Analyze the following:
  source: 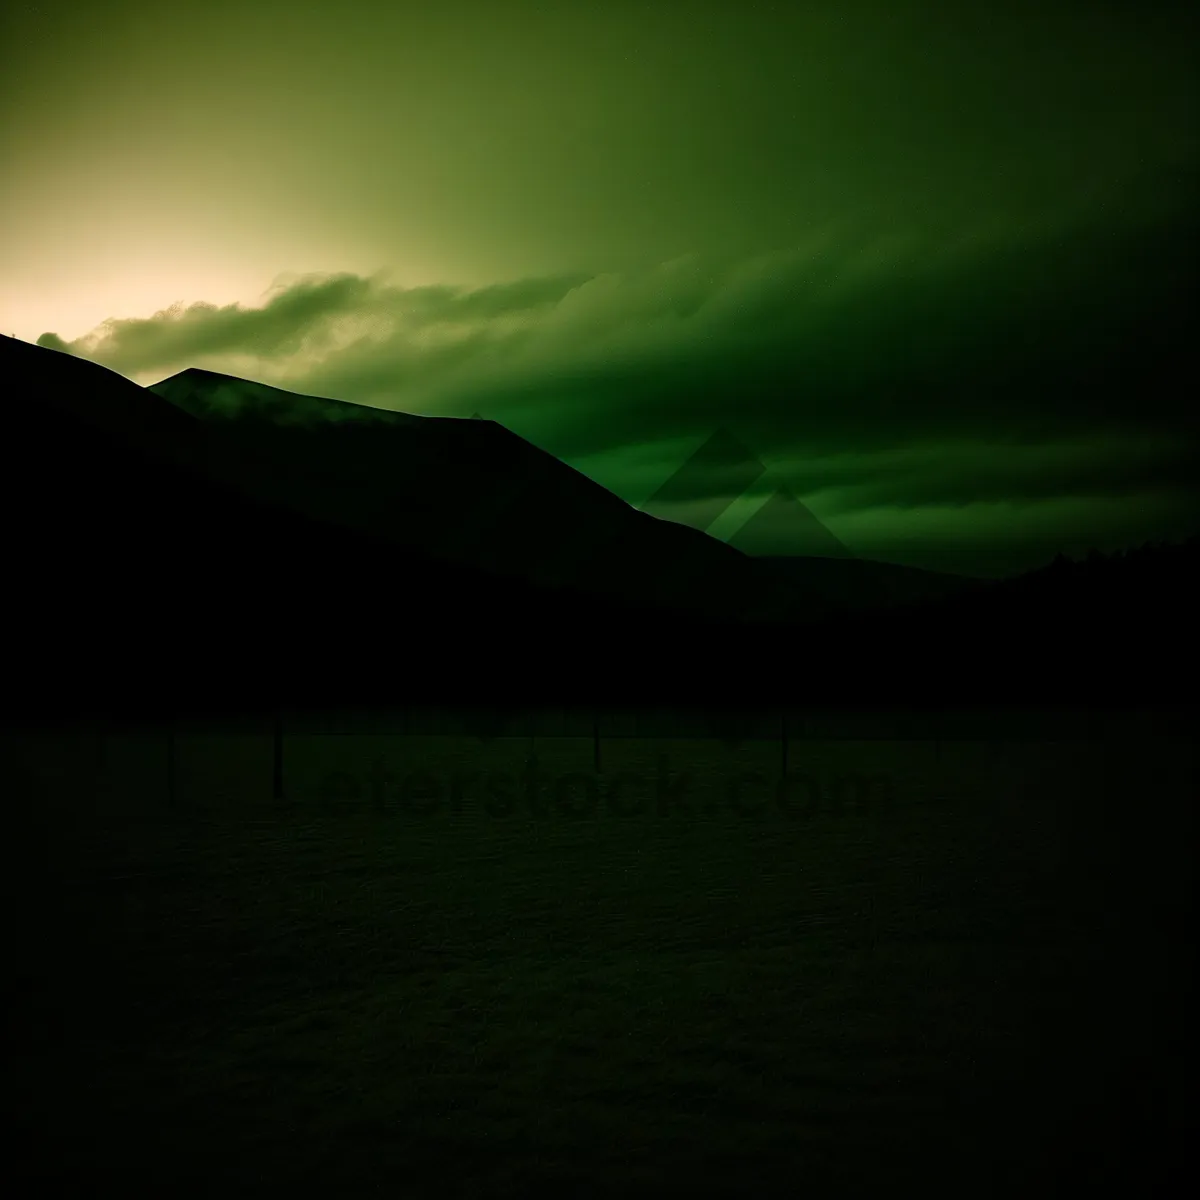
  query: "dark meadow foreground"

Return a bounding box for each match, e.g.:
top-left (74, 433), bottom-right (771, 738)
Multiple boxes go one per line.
top-left (7, 708), bottom-right (1194, 1197)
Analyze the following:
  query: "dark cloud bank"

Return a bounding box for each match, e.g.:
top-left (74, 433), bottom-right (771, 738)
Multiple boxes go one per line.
top-left (39, 203), bottom-right (1198, 578)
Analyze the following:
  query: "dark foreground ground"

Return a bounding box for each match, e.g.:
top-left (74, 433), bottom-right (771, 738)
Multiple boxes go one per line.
top-left (7, 721), bottom-right (1196, 1197)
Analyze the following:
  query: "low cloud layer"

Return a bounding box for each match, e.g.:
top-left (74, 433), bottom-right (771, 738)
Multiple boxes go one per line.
top-left (37, 205), bottom-right (1198, 577)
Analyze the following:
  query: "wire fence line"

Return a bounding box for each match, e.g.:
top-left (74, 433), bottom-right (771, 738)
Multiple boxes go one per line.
top-left (32, 703), bottom-right (1185, 742)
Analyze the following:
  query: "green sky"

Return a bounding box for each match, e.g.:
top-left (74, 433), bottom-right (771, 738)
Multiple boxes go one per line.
top-left (4, 0), bottom-right (1196, 575)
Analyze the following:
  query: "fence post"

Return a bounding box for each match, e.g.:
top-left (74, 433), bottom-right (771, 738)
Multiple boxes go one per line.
top-left (780, 709), bottom-right (788, 780)
top-left (272, 709), bottom-right (285, 802)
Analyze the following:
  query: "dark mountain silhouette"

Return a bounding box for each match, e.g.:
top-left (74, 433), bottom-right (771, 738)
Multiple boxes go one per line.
top-left (147, 367), bottom-right (795, 624)
top-left (147, 367), bottom-right (938, 624)
top-left (4, 336), bottom-right (1194, 720)
top-left (2, 338), bottom-right (754, 721)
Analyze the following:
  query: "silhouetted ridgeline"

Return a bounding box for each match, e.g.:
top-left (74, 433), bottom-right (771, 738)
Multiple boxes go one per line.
top-left (146, 364), bottom-right (837, 626)
top-left (802, 535), bottom-right (1199, 694)
top-left (1, 337), bottom-right (761, 721)
top-left (2, 345), bottom-right (712, 715)
top-left (3, 335), bottom-right (1195, 723)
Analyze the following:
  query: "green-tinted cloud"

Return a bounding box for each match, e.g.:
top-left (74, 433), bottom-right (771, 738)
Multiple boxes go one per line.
top-left (36, 196), bottom-right (1196, 577)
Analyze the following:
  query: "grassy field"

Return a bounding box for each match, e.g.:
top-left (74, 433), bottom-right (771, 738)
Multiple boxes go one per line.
top-left (9, 727), bottom-right (1195, 1197)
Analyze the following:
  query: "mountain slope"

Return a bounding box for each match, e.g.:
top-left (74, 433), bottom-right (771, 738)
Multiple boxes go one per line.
top-left (7, 338), bottom-right (1193, 718)
top-left (2, 339), bottom-right (756, 719)
top-left (147, 368), bottom-right (885, 624)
